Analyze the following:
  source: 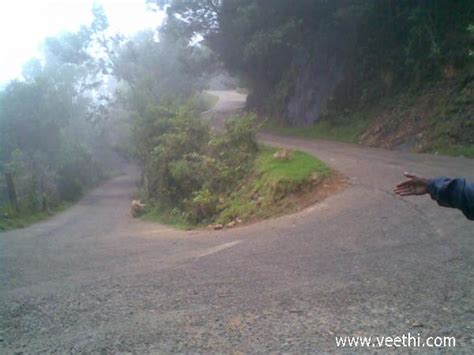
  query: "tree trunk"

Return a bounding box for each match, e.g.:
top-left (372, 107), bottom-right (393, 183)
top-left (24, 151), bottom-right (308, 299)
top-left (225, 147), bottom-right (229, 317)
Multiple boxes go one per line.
top-left (42, 194), bottom-right (49, 212)
top-left (5, 172), bottom-right (19, 212)
top-left (144, 173), bottom-right (150, 199)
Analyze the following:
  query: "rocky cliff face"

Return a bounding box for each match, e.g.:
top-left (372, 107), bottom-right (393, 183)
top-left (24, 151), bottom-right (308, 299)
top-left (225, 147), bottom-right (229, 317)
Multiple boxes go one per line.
top-left (284, 49), bottom-right (345, 127)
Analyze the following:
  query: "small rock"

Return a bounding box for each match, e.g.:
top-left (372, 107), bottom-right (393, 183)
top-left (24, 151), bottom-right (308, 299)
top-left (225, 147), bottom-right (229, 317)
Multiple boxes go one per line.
top-left (207, 223), bottom-right (224, 230)
top-left (273, 149), bottom-right (293, 160)
top-left (251, 192), bottom-right (259, 201)
top-left (130, 200), bottom-right (146, 218)
top-left (227, 221), bottom-right (236, 228)
top-left (311, 172), bottom-right (323, 184)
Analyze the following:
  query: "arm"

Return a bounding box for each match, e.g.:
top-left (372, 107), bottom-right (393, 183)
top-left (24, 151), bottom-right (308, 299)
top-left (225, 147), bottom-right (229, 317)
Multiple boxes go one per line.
top-left (394, 172), bottom-right (474, 220)
top-left (427, 178), bottom-right (474, 220)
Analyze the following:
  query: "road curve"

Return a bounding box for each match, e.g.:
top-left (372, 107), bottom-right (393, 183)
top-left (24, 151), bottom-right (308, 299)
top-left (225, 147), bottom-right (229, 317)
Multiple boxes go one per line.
top-left (1, 91), bottom-right (473, 353)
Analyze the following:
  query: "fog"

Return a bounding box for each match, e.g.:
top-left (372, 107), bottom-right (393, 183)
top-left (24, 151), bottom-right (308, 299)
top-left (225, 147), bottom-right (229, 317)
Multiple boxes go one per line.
top-left (0, 0), bottom-right (164, 83)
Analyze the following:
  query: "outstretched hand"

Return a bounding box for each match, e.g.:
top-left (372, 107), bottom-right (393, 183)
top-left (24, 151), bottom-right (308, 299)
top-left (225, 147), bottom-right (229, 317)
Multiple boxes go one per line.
top-left (394, 172), bottom-right (430, 196)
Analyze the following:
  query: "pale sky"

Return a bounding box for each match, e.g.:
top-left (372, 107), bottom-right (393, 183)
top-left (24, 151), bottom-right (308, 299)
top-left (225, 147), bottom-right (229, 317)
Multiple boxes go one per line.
top-left (0, 0), bottom-right (165, 84)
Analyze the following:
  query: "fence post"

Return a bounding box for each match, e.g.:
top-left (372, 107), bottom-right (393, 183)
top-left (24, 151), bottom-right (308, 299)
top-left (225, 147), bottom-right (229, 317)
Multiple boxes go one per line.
top-left (5, 172), bottom-right (19, 212)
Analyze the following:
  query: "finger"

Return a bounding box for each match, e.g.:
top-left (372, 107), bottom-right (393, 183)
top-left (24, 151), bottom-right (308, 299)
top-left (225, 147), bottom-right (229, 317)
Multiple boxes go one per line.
top-left (394, 188), bottom-right (411, 195)
top-left (403, 172), bottom-right (418, 179)
top-left (394, 184), bottom-right (413, 192)
top-left (395, 186), bottom-right (414, 193)
top-left (395, 191), bottom-right (412, 197)
top-left (395, 188), bottom-right (415, 196)
top-left (396, 180), bottom-right (413, 188)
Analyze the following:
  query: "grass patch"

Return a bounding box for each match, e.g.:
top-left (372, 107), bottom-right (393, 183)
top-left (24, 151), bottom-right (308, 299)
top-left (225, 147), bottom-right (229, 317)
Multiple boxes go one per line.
top-left (262, 112), bottom-right (372, 144)
top-left (425, 144), bottom-right (474, 159)
top-left (133, 187), bottom-right (194, 230)
top-left (0, 203), bottom-right (71, 232)
top-left (216, 146), bottom-right (330, 224)
top-left (141, 207), bottom-right (194, 230)
top-left (255, 146), bottom-right (329, 185)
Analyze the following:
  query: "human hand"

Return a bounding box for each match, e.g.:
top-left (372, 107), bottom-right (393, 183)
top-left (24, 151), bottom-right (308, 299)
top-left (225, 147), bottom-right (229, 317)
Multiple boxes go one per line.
top-left (394, 172), bottom-right (430, 196)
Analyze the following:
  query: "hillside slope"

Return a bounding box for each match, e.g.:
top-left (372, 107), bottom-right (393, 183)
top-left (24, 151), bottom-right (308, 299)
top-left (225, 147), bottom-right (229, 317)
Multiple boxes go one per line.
top-left (360, 77), bottom-right (474, 156)
top-left (264, 75), bottom-right (474, 158)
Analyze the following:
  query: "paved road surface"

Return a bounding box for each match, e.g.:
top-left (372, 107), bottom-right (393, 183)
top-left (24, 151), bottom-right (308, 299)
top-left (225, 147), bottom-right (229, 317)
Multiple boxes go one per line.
top-left (1, 91), bottom-right (473, 353)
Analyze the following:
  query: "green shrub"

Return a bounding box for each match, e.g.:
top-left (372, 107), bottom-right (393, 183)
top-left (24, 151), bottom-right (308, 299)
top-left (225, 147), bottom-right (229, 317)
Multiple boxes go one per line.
top-left (185, 188), bottom-right (219, 223)
top-left (136, 103), bottom-right (259, 224)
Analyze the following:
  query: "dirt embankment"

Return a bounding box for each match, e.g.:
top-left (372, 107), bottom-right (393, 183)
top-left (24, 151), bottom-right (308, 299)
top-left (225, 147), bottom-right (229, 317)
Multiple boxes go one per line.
top-left (360, 77), bottom-right (474, 155)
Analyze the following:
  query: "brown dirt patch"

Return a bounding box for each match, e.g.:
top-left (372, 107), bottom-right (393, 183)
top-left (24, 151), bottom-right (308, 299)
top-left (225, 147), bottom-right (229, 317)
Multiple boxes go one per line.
top-left (289, 170), bottom-right (348, 211)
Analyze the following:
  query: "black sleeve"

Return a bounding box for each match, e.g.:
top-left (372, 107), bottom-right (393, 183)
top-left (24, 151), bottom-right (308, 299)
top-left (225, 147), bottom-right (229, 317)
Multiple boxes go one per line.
top-left (427, 178), bottom-right (474, 220)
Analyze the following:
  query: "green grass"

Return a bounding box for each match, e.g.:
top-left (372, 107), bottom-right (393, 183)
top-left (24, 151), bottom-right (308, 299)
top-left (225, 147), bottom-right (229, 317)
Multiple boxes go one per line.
top-left (134, 186), bottom-right (193, 230)
top-left (141, 207), bottom-right (194, 230)
top-left (426, 144), bottom-right (474, 159)
top-left (255, 146), bottom-right (330, 185)
top-left (0, 203), bottom-right (71, 232)
top-left (216, 146), bottom-right (330, 224)
top-left (262, 112), bottom-right (373, 144)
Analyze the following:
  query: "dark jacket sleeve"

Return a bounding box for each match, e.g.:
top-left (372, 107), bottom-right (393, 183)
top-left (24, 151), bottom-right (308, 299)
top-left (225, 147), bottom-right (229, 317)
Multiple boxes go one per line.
top-left (427, 178), bottom-right (474, 220)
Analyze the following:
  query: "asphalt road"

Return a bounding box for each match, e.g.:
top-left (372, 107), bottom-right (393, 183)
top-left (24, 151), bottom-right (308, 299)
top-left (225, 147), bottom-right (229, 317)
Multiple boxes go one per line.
top-left (1, 91), bottom-right (473, 353)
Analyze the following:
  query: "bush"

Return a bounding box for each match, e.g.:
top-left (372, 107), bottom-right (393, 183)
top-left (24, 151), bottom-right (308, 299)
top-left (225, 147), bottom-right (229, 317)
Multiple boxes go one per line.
top-left (185, 188), bottom-right (219, 223)
top-left (136, 102), bottom-right (259, 224)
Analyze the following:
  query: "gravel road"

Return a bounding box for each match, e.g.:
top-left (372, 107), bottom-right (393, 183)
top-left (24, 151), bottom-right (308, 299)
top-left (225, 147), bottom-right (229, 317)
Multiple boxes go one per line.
top-left (1, 91), bottom-right (473, 353)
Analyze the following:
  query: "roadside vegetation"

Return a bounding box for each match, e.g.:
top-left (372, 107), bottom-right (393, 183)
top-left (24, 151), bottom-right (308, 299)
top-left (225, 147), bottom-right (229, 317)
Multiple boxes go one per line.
top-left (0, 203), bottom-right (71, 232)
top-left (262, 112), bottom-right (372, 144)
top-left (215, 146), bottom-right (330, 226)
top-left (129, 92), bottom-right (331, 228)
top-left (134, 107), bottom-right (257, 227)
top-left (138, 126), bottom-right (331, 229)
